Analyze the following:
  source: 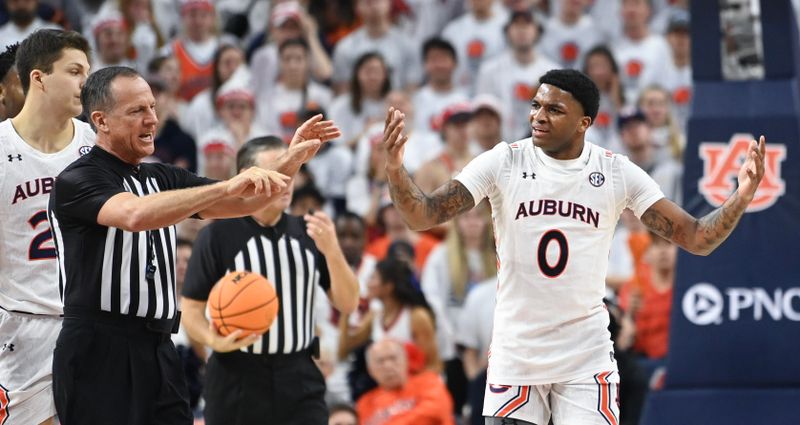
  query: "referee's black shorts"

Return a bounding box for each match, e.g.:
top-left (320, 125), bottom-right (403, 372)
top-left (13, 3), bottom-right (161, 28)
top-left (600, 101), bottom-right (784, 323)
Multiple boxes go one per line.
top-left (204, 347), bottom-right (328, 425)
top-left (53, 308), bottom-right (192, 425)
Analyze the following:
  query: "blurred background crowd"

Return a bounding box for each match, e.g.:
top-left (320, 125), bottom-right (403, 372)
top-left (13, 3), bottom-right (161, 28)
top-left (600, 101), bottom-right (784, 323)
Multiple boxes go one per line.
top-left (1, 0), bottom-right (703, 424)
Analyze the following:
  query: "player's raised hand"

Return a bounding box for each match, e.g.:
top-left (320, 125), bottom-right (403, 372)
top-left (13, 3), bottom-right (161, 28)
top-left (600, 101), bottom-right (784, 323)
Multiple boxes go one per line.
top-left (226, 167), bottom-right (290, 198)
top-left (737, 135), bottom-right (766, 201)
top-left (207, 321), bottom-right (261, 352)
top-left (383, 107), bottom-right (409, 171)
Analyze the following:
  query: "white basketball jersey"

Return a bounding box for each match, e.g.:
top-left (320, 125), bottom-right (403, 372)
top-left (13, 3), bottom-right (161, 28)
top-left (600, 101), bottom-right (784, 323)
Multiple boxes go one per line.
top-left (0, 119), bottom-right (96, 315)
top-left (455, 140), bottom-right (664, 385)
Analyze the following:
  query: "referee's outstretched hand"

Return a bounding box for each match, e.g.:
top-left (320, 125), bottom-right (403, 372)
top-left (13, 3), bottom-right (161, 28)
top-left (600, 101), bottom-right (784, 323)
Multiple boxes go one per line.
top-left (207, 321), bottom-right (261, 353)
top-left (288, 114), bottom-right (342, 164)
top-left (304, 210), bottom-right (337, 256)
top-left (227, 166), bottom-right (290, 198)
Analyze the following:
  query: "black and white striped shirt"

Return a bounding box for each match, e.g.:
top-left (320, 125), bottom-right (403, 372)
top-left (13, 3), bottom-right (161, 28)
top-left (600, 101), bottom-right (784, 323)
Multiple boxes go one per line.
top-left (182, 214), bottom-right (331, 355)
top-left (48, 146), bottom-right (214, 320)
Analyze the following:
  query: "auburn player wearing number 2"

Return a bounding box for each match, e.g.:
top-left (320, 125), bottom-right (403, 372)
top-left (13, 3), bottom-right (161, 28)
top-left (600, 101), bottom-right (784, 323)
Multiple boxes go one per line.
top-left (383, 69), bottom-right (767, 425)
top-left (0, 30), bottom-right (94, 425)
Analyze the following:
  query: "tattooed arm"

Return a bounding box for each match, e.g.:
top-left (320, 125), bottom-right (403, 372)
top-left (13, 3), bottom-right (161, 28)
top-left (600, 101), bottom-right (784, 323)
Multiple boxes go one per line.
top-left (387, 168), bottom-right (475, 230)
top-left (383, 108), bottom-right (475, 230)
top-left (641, 136), bottom-right (767, 255)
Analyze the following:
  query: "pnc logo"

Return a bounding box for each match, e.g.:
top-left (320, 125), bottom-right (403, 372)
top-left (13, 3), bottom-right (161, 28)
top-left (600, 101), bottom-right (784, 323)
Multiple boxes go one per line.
top-left (698, 134), bottom-right (786, 212)
top-left (683, 282), bottom-right (800, 325)
top-left (682, 283), bottom-right (724, 325)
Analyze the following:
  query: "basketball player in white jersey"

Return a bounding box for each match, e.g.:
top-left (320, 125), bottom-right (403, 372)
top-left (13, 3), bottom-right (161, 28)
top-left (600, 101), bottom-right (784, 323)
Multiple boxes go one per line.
top-left (382, 69), bottom-right (767, 425)
top-left (0, 29), bottom-right (94, 425)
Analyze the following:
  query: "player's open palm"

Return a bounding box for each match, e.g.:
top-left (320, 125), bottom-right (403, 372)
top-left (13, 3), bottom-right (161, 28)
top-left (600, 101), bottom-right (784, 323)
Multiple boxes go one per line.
top-left (383, 107), bottom-right (408, 171)
top-left (737, 135), bottom-right (766, 200)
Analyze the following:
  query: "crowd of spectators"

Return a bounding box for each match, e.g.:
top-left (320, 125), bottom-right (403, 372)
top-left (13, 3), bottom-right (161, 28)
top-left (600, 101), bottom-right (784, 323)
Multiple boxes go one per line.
top-left (0, 0), bottom-right (693, 423)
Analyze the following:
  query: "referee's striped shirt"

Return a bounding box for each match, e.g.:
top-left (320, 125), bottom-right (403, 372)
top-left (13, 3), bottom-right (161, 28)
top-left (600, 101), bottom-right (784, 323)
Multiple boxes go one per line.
top-left (182, 214), bottom-right (331, 355)
top-left (48, 146), bottom-right (214, 320)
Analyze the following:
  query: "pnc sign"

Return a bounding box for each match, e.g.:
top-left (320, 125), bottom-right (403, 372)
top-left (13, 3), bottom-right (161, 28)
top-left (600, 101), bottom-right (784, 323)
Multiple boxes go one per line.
top-left (698, 133), bottom-right (787, 212)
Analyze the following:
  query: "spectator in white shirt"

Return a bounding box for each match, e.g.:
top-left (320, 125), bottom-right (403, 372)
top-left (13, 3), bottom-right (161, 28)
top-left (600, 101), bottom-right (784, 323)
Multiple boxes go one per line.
top-left (331, 0), bottom-right (420, 93)
top-left (256, 38), bottom-right (334, 142)
top-left (539, 0), bottom-right (605, 69)
top-left (330, 52), bottom-right (391, 149)
top-left (476, 10), bottom-right (560, 142)
top-left (412, 37), bottom-right (469, 136)
top-left (613, 0), bottom-right (671, 106)
top-left (197, 67), bottom-right (269, 176)
top-left (89, 10), bottom-right (136, 72)
top-left (393, 0), bottom-right (462, 51)
top-left (582, 45), bottom-right (625, 152)
top-left (118, 0), bottom-right (164, 73)
top-left (249, 1), bottom-right (333, 99)
top-left (299, 107), bottom-right (354, 214)
top-left (470, 94), bottom-right (504, 151)
top-left (442, 0), bottom-right (509, 94)
top-left (414, 102), bottom-right (476, 194)
top-left (183, 43), bottom-right (245, 138)
top-left (637, 85), bottom-right (685, 164)
top-left (618, 107), bottom-right (683, 204)
top-left (662, 10), bottom-right (692, 132)
top-left (0, 0), bottom-right (61, 49)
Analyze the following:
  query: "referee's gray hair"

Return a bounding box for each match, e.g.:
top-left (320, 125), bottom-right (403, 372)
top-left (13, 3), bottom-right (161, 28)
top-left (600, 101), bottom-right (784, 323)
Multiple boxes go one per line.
top-left (236, 135), bottom-right (287, 172)
top-left (81, 66), bottom-right (141, 130)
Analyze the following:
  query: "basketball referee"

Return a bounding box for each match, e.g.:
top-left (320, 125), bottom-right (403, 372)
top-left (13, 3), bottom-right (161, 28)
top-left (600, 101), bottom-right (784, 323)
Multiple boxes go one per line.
top-left (181, 136), bottom-right (360, 425)
top-left (48, 66), bottom-right (340, 425)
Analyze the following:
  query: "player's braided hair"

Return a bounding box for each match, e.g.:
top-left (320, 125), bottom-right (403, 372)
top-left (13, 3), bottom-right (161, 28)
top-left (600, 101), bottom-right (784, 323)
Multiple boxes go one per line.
top-left (539, 69), bottom-right (600, 123)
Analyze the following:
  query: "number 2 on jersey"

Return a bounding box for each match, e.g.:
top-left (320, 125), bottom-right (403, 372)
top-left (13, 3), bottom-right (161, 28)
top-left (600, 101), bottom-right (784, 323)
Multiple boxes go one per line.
top-left (28, 210), bottom-right (56, 260)
top-left (537, 229), bottom-right (569, 278)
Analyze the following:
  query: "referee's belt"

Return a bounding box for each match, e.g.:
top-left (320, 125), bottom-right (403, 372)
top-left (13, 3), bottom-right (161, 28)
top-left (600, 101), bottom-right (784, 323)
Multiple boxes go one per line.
top-left (63, 306), bottom-right (181, 335)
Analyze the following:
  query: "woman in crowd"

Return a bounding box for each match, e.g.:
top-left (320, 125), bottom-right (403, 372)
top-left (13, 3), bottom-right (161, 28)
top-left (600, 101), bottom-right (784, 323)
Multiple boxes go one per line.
top-left (329, 52), bottom-right (392, 150)
top-left (338, 259), bottom-right (440, 373)
top-left (183, 43), bottom-right (246, 138)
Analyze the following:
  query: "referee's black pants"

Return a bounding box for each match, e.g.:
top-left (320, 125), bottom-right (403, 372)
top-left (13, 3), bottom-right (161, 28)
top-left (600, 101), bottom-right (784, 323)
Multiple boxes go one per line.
top-left (53, 309), bottom-right (192, 425)
top-left (204, 348), bottom-right (328, 425)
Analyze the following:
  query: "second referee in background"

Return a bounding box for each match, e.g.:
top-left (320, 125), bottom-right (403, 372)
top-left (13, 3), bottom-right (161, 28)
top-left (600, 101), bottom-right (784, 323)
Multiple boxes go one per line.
top-left (181, 136), bottom-right (360, 425)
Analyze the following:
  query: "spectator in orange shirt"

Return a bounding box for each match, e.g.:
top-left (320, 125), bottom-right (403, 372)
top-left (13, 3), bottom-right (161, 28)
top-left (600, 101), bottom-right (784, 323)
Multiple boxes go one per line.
top-left (366, 205), bottom-right (440, 274)
top-left (620, 231), bottom-right (675, 361)
top-left (357, 339), bottom-right (454, 425)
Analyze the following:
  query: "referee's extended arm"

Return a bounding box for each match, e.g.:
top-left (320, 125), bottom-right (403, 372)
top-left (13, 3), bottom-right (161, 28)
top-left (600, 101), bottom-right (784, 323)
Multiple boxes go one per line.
top-left (97, 167), bottom-right (289, 231)
top-left (305, 211), bottom-right (360, 314)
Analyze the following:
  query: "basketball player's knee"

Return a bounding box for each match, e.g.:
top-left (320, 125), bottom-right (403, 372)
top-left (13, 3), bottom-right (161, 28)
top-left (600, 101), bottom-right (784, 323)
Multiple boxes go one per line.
top-left (485, 416), bottom-right (539, 425)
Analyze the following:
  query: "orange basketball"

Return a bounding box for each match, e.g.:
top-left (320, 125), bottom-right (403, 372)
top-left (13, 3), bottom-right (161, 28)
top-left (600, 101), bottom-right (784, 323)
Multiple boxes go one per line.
top-left (208, 271), bottom-right (279, 337)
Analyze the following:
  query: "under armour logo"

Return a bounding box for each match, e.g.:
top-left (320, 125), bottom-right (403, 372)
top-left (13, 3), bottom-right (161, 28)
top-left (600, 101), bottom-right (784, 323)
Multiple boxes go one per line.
top-left (7, 154), bottom-right (22, 162)
top-left (522, 171), bottom-right (536, 179)
top-left (2, 343), bottom-right (14, 352)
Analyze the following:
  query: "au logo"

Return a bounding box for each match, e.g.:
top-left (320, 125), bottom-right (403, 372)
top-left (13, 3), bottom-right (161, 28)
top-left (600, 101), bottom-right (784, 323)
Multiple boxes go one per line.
top-left (698, 134), bottom-right (786, 212)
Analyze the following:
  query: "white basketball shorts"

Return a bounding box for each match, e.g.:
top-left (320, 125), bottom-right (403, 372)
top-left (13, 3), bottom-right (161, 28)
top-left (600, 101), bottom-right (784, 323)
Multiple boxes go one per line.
top-left (0, 308), bottom-right (61, 425)
top-left (483, 370), bottom-right (620, 425)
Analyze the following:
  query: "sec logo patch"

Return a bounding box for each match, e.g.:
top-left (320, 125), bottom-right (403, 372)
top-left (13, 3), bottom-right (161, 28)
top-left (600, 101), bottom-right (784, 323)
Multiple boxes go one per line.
top-left (589, 172), bottom-right (605, 187)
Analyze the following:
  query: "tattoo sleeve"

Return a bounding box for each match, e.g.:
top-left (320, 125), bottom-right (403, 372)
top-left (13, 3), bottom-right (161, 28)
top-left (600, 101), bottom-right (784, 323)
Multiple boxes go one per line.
top-left (641, 191), bottom-right (749, 255)
top-left (386, 166), bottom-right (475, 230)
